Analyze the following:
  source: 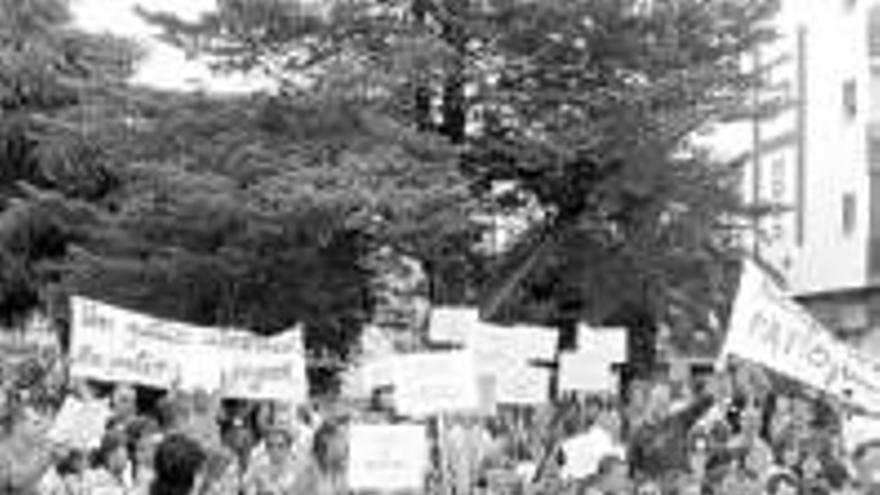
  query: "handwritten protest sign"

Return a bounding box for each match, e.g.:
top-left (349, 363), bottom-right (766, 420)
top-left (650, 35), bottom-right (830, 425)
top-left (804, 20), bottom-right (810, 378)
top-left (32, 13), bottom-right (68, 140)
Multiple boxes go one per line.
top-left (429, 307), bottom-right (482, 345)
top-left (348, 424), bottom-right (428, 491)
top-left (393, 351), bottom-right (480, 417)
top-left (48, 397), bottom-right (113, 450)
top-left (559, 327), bottom-right (626, 392)
top-left (70, 297), bottom-right (307, 401)
top-left (722, 263), bottom-right (880, 412)
top-left (494, 364), bottom-right (550, 404)
top-left (465, 326), bottom-right (556, 405)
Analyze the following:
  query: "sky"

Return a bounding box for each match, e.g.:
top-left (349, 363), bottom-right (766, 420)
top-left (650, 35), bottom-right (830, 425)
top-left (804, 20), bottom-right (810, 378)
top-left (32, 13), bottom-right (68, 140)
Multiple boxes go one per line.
top-left (72, 0), bottom-right (271, 92)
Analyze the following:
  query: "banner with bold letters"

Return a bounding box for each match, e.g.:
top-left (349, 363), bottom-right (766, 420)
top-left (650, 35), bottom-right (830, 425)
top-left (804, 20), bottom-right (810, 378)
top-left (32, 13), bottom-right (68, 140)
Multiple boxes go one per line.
top-left (722, 263), bottom-right (880, 412)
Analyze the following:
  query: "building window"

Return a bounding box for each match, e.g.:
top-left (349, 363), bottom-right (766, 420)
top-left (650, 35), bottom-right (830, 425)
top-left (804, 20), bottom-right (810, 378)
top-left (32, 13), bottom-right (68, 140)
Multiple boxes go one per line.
top-left (843, 79), bottom-right (858, 117)
top-left (843, 193), bottom-right (857, 235)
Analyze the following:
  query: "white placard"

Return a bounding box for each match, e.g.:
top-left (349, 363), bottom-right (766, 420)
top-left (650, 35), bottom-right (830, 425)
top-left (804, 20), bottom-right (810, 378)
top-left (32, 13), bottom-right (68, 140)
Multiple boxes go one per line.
top-left (429, 307), bottom-right (481, 345)
top-left (48, 397), bottom-right (113, 451)
top-left (393, 351), bottom-right (480, 417)
top-left (348, 424), bottom-right (428, 491)
top-left (494, 364), bottom-right (550, 404)
top-left (559, 327), bottom-right (626, 392)
top-left (722, 263), bottom-right (880, 412)
top-left (578, 326), bottom-right (626, 362)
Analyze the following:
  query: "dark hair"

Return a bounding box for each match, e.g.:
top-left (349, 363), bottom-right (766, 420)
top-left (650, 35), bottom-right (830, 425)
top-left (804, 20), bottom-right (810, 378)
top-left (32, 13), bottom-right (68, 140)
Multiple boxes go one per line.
top-left (313, 420), bottom-right (346, 472)
top-left (766, 472), bottom-right (799, 495)
top-left (95, 431), bottom-right (129, 468)
top-left (150, 434), bottom-right (206, 495)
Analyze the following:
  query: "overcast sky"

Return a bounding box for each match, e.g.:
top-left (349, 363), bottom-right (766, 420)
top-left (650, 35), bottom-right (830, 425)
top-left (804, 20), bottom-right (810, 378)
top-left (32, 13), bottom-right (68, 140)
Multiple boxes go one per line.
top-left (72, 0), bottom-right (270, 92)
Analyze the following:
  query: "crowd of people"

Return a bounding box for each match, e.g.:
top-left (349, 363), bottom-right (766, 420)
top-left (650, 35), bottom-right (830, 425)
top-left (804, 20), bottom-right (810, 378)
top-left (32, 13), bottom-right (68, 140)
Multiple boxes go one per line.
top-left (0, 359), bottom-right (879, 495)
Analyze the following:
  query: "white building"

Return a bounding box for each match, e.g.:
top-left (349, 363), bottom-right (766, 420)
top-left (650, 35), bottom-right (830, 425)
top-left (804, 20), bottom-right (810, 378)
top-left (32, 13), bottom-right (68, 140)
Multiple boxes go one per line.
top-left (743, 0), bottom-right (880, 351)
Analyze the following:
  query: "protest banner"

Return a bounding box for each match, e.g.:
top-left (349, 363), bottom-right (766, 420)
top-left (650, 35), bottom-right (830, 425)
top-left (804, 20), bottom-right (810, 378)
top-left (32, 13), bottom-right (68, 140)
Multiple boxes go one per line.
top-left (393, 350), bottom-right (480, 417)
top-left (70, 296), bottom-right (186, 388)
top-left (215, 329), bottom-right (308, 402)
top-left (348, 423), bottom-right (429, 491)
top-left (69, 297), bottom-right (308, 401)
top-left (722, 263), bottom-right (880, 412)
top-left (48, 396), bottom-right (113, 451)
top-left (559, 326), bottom-right (627, 392)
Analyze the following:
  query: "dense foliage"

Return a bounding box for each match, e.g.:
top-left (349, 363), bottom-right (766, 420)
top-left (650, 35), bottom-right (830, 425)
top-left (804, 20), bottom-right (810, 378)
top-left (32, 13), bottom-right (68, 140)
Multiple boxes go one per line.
top-left (142, 0), bottom-right (779, 362)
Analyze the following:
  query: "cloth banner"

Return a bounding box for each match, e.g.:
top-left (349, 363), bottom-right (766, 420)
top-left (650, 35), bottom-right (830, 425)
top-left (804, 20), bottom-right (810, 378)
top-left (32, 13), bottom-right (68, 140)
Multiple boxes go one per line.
top-left (69, 297), bottom-right (307, 402)
top-left (48, 397), bottom-right (113, 450)
top-left (721, 263), bottom-right (880, 412)
top-left (348, 423), bottom-right (428, 491)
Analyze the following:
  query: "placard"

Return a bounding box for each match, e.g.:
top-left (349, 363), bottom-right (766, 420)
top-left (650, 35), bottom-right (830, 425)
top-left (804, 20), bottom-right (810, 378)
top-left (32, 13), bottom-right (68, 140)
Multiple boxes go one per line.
top-left (559, 327), bottom-right (627, 392)
top-left (393, 351), bottom-right (480, 417)
top-left (48, 397), bottom-right (113, 451)
top-left (722, 263), bottom-right (880, 412)
top-left (429, 307), bottom-right (481, 345)
top-left (348, 424), bottom-right (428, 491)
top-left (494, 364), bottom-right (550, 404)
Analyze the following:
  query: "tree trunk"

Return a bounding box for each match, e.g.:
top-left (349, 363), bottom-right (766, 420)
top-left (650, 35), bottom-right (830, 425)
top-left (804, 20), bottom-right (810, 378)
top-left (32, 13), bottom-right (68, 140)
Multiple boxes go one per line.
top-left (439, 0), bottom-right (468, 144)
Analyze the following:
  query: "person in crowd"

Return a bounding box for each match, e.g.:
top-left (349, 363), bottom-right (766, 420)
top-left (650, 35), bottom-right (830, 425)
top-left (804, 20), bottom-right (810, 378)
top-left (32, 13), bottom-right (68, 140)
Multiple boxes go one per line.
top-left (589, 455), bottom-right (632, 495)
top-left (150, 434), bottom-right (207, 495)
top-left (206, 415), bottom-right (256, 495)
top-left (85, 431), bottom-right (134, 495)
top-left (292, 419), bottom-right (349, 495)
top-left (57, 449), bottom-right (90, 495)
top-left (718, 450), bottom-right (763, 495)
top-left (633, 477), bottom-right (664, 495)
top-left (560, 396), bottom-right (622, 482)
top-left (128, 417), bottom-right (164, 495)
top-left (686, 431), bottom-right (712, 484)
top-left (630, 378), bottom-right (716, 478)
top-left (242, 417), bottom-right (302, 495)
top-left (769, 431), bottom-right (802, 479)
top-left (0, 399), bottom-right (68, 495)
top-left (765, 471), bottom-right (800, 495)
top-left (800, 443), bottom-right (832, 495)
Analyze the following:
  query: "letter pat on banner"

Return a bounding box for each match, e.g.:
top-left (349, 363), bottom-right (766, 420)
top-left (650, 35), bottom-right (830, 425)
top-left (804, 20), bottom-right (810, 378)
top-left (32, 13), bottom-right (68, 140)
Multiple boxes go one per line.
top-left (348, 424), bottom-right (428, 491)
top-left (722, 263), bottom-right (880, 412)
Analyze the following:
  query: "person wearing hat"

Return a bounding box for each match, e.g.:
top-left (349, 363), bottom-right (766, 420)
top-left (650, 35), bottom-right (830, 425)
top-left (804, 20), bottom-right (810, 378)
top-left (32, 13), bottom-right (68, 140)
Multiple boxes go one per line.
top-left (242, 415), bottom-right (302, 495)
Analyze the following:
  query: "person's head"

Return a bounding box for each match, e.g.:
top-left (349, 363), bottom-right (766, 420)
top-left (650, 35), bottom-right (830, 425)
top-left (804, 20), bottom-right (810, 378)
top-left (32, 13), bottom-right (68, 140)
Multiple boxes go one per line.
top-left (312, 420), bottom-right (348, 472)
top-left (766, 472), bottom-right (799, 495)
top-left (264, 428), bottom-right (294, 465)
top-left (150, 434), bottom-right (207, 495)
top-left (740, 401), bottom-right (763, 438)
top-left (775, 433), bottom-right (801, 469)
top-left (224, 416), bottom-right (255, 456)
top-left (635, 478), bottom-right (663, 495)
top-left (96, 431), bottom-right (130, 476)
top-left (112, 384), bottom-right (137, 418)
top-left (597, 455), bottom-right (630, 494)
top-left (583, 396), bottom-right (603, 424)
top-left (688, 432), bottom-right (711, 477)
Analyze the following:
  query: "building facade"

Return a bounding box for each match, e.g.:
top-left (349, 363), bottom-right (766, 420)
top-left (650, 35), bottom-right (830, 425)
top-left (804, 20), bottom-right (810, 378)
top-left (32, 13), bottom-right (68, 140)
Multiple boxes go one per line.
top-left (744, 0), bottom-right (880, 352)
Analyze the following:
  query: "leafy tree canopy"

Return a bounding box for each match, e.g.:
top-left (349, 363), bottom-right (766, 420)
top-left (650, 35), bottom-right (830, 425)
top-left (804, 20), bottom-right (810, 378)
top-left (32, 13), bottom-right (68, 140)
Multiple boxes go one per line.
top-left (144, 0), bottom-right (780, 361)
